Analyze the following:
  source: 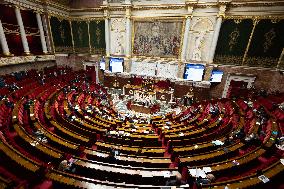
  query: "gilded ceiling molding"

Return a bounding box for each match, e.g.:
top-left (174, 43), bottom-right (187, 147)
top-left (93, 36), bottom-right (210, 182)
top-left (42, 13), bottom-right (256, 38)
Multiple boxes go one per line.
top-left (45, 0), bottom-right (69, 12)
top-left (132, 5), bottom-right (185, 11)
top-left (224, 15), bottom-right (284, 20)
top-left (69, 8), bottom-right (103, 12)
top-left (4, 0), bottom-right (45, 12)
top-left (69, 17), bottom-right (105, 21)
top-left (230, 1), bottom-right (284, 7)
top-left (108, 7), bottom-right (125, 11)
top-left (131, 16), bottom-right (184, 20)
top-left (47, 12), bottom-right (70, 20)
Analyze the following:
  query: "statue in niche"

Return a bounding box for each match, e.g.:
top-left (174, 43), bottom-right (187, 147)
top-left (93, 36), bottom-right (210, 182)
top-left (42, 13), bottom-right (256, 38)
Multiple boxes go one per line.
top-left (111, 18), bottom-right (125, 54)
top-left (191, 31), bottom-right (206, 61)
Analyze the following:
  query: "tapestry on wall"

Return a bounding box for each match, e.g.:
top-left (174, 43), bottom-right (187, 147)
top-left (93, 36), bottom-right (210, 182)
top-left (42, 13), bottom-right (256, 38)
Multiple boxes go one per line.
top-left (71, 21), bottom-right (89, 53)
top-left (89, 20), bottom-right (106, 55)
top-left (245, 19), bottom-right (284, 68)
top-left (133, 20), bottom-right (183, 58)
top-left (214, 19), bottom-right (253, 65)
top-left (50, 17), bottom-right (73, 53)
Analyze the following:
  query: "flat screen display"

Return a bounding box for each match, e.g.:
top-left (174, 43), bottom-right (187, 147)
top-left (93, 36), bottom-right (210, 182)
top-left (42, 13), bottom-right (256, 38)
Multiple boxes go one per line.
top-left (184, 64), bottom-right (205, 81)
top-left (210, 70), bottom-right (224, 82)
top-left (110, 58), bottom-right (124, 73)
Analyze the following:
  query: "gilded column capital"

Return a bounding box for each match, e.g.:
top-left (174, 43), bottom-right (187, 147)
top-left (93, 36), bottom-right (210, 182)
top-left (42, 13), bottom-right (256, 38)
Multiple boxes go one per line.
top-left (217, 4), bottom-right (227, 18)
top-left (33, 10), bottom-right (44, 15)
top-left (13, 4), bottom-right (22, 10)
top-left (125, 7), bottom-right (132, 19)
top-left (185, 15), bottom-right (193, 19)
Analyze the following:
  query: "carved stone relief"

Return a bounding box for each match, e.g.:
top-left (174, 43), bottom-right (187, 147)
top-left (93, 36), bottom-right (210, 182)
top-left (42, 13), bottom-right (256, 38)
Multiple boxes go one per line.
top-left (186, 17), bottom-right (215, 62)
top-left (110, 18), bottom-right (126, 55)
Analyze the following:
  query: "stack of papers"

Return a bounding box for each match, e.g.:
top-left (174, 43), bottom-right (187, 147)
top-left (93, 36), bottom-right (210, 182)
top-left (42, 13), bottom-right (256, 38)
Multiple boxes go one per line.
top-left (232, 160), bottom-right (240, 166)
top-left (212, 140), bottom-right (224, 146)
top-left (188, 168), bottom-right (207, 178)
top-left (258, 175), bottom-right (270, 183)
top-left (163, 171), bottom-right (171, 178)
top-left (202, 167), bottom-right (212, 173)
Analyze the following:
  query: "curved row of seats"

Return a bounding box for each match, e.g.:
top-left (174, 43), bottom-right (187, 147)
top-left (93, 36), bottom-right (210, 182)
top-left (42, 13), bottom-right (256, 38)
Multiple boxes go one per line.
top-left (0, 67), bottom-right (283, 188)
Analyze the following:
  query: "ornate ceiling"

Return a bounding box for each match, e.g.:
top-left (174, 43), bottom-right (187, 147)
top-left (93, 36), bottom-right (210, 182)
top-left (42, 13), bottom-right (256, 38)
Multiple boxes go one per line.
top-left (50, 0), bottom-right (103, 8)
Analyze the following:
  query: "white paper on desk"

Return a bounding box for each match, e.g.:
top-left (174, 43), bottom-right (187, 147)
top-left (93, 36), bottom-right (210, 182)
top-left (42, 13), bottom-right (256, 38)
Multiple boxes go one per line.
top-left (280, 159), bottom-right (284, 165)
top-left (258, 175), bottom-right (270, 183)
top-left (179, 133), bottom-right (184, 136)
top-left (202, 167), bottom-right (212, 173)
top-left (163, 171), bottom-right (171, 178)
top-left (189, 169), bottom-right (207, 178)
top-left (212, 140), bottom-right (224, 146)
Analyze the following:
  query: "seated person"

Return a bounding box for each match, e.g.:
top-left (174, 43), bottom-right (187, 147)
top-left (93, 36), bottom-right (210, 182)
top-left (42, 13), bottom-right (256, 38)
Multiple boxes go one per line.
top-left (165, 172), bottom-right (183, 186)
top-left (276, 136), bottom-right (284, 150)
top-left (196, 173), bottom-right (215, 185)
top-left (224, 135), bottom-right (233, 146)
top-left (58, 160), bottom-right (69, 171)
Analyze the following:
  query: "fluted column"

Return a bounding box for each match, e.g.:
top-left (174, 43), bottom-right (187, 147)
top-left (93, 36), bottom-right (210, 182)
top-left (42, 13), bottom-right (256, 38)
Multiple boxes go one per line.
top-left (104, 7), bottom-right (111, 70)
top-left (181, 16), bottom-right (192, 61)
top-left (36, 12), bottom-right (48, 54)
top-left (208, 16), bottom-right (222, 63)
top-left (124, 4), bottom-right (132, 73)
top-left (15, 7), bottom-right (30, 55)
top-left (0, 20), bottom-right (11, 56)
top-left (177, 62), bottom-right (185, 79)
top-left (104, 16), bottom-right (110, 57)
top-left (208, 4), bottom-right (227, 63)
top-left (125, 9), bottom-right (131, 57)
top-left (277, 48), bottom-right (284, 68)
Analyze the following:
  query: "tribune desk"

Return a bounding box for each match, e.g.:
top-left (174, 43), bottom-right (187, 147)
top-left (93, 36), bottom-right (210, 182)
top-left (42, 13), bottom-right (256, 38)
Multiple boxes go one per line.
top-left (131, 104), bottom-right (152, 114)
top-left (123, 84), bottom-right (173, 103)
